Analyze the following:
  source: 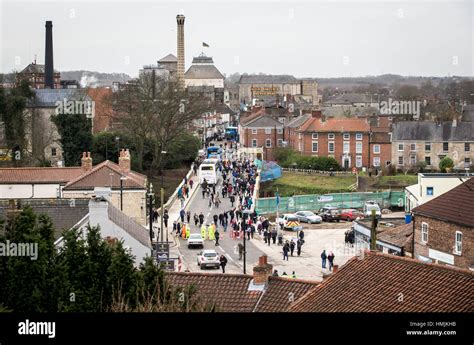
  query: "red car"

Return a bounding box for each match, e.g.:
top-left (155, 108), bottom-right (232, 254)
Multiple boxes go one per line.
top-left (340, 209), bottom-right (364, 221)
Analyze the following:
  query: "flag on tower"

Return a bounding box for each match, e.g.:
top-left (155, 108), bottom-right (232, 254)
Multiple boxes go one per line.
top-left (202, 42), bottom-right (209, 47)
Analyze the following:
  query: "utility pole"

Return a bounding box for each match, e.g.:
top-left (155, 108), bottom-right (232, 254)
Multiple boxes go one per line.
top-left (148, 183), bottom-right (154, 256)
top-left (370, 209), bottom-right (378, 250)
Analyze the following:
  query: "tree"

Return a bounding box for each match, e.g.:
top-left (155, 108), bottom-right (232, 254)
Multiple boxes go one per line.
top-left (439, 156), bottom-right (454, 172)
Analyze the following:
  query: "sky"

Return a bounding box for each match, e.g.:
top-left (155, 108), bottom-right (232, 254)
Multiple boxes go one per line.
top-left (0, 0), bottom-right (473, 78)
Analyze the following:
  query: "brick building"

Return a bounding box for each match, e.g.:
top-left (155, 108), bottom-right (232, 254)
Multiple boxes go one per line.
top-left (412, 178), bottom-right (474, 270)
top-left (239, 115), bottom-right (284, 161)
top-left (369, 130), bottom-right (392, 168)
top-left (295, 114), bottom-right (371, 169)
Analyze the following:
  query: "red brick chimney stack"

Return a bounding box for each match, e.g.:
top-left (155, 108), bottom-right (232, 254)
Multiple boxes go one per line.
top-left (253, 255), bottom-right (273, 285)
top-left (81, 152), bottom-right (92, 172)
top-left (119, 149), bottom-right (131, 173)
top-left (311, 110), bottom-right (322, 119)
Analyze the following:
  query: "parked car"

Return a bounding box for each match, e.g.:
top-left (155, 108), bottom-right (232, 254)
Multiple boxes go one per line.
top-left (319, 207), bottom-right (341, 222)
top-left (187, 233), bottom-right (204, 249)
top-left (276, 214), bottom-right (301, 230)
top-left (363, 201), bottom-right (382, 219)
top-left (295, 211), bottom-right (322, 224)
top-left (197, 250), bottom-right (220, 269)
top-left (339, 209), bottom-right (364, 222)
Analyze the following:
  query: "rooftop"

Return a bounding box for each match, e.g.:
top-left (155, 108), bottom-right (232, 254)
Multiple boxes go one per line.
top-left (30, 88), bottom-right (90, 108)
top-left (290, 251), bottom-right (473, 312)
top-left (0, 167), bottom-right (83, 184)
top-left (158, 54), bottom-right (177, 63)
top-left (185, 65), bottom-right (224, 80)
top-left (242, 115), bottom-right (283, 128)
top-left (299, 117), bottom-right (370, 132)
top-left (392, 121), bottom-right (474, 142)
top-left (239, 75), bottom-right (299, 85)
top-left (377, 222), bottom-right (414, 252)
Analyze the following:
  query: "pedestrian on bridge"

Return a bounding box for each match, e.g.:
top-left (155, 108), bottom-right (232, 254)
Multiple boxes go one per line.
top-left (201, 224), bottom-right (207, 240)
top-left (194, 213), bottom-right (199, 227)
top-left (199, 212), bottom-right (204, 226)
top-left (208, 224), bottom-right (215, 241)
top-left (180, 209), bottom-right (185, 223)
top-left (186, 211), bottom-right (191, 224)
top-left (215, 229), bottom-right (220, 246)
top-left (219, 255), bottom-right (228, 273)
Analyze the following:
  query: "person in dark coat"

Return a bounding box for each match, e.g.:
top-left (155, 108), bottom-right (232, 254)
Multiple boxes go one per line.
top-left (213, 214), bottom-right (218, 226)
top-left (198, 212), bottom-right (204, 226)
top-left (321, 250), bottom-right (327, 269)
top-left (163, 210), bottom-right (169, 228)
top-left (283, 242), bottom-right (290, 261)
top-left (194, 213), bottom-right (199, 227)
top-left (215, 230), bottom-right (220, 246)
top-left (296, 239), bottom-right (302, 256)
top-left (219, 254), bottom-right (228, 273)
top-left (179, 209), bottom-right (185, 223)
top-left (186, 211), bottom-right (191, 224)
top-left (298, 230), bottom-right (304, 242)
top-left (290, 240), bottom-right (295, 256)
top-left (328, 251), bottom-right (335, 271)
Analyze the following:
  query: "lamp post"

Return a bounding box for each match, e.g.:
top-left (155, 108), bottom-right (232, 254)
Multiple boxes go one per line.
top-left (148, 183), bottom-right (154, 256)
top-left (242, 209), bottom-right (251, 275)
top-left (160, 150), bottom-right (167, 247)
top-left (120, 176), bottom-right (127, 211)
top-left (115, 136), bottom-right (120, 160)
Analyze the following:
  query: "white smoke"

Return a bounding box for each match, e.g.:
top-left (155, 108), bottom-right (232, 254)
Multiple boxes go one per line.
top-left (80, 74), bottom-right (99, 88)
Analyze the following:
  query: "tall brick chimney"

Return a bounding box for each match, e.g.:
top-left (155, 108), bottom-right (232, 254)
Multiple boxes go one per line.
top-left (176, 14), bottom-right (185, 88)
top-left (119, 149), bottom-right (131, 173)
top-left (253, 255), bottom-right (273, 285)
top-left (81, 152), bottom-right (92, 172)
top-left (44, 21), bottom-right (54, 89)
top-left (311, 110), bottom-right (322, 119)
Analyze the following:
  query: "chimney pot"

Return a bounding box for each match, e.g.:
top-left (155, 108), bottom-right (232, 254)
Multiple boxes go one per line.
top-left (119, 148), bottom-right (131, 173)
top-left (81, 151), bottom-right (93, 172)
top-left (253, 255), bottom-right (273, 285)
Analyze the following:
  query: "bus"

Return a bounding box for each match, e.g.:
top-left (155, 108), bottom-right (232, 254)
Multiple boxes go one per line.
top-left (225, 127), bottom-right (238, 141)
top-left (207, 146), bottom-right (222, 158)
top-left (199, 159), bottom-right (218, 185)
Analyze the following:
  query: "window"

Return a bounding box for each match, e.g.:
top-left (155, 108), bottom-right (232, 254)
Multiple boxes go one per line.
top-left (410, 155), bottom-right (416, 165)
top-left (312, 133), bottom-right (318, 140)
top-left (265, 139), bottom-right (271, 148)
top-left (265, 128), bottom-right (271, 134)
top-left (410, 143), bottom-right (416, 151)
top-left (373, 145), bottom-right (380, 154)
top-left (426, 186), bottom-right (434, 196)
top-left (328, 142), bottom-right (335, 153)
top-left (465, 143), bottom-right (471, 152)
top-left (278, 118), bottom-right (285, 124)
top-left (252, 139), bottom-right (257, 147)
top-left (425, 156), bottom-right (431, 166)
top-left (465, 157), bottom-right (471, 165)
top-left (398, 156), bottom-right (404, 165)
top-left (356, 133), bottom-right (363, 140)
top-left (373, 157), bottom-right (380, 167)
top-left (443, 142), bottom-right (449, 152)
top-left (328, 133), bottom-right (335, 140)
top-left (398, 143), bottom-right (404, 151)
top-left (343, 142), bottom-right (350, 153)
top-left (51, 148), bottom-right (57, 157)
top-left (356, 142), bottom-right (362, 154)
top-left (425, 142), bottom-right (431, 152)
top-left (277, 139), bottom-right (283, 147)
top-left (356, 155), bottom-right (362, 168)
top-left (421, 222), bottom-right (428, 244)
top-left (298, 133), bottom-right (302, 139)
top-left (454, 231), bottom-right (462, 254)
top-left (251, 129), bottom-right (257, 135)
top-left (343, 133), bottom-right (350, 140)
top-left (312, 141), bottom-right (318, 152)
top-left (277, 128), bottom-right (283, 134)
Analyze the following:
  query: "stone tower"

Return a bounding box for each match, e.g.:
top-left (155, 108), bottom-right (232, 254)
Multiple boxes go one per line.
top-left (176, 14), bottom-right (185, 87)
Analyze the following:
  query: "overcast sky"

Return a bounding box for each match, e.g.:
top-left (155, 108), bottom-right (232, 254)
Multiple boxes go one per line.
top-left (1, 0), bottom-right (472, 78)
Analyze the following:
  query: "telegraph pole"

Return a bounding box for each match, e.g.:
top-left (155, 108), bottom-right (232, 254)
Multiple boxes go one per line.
top-left (370, 209), bottom-right (378, 250)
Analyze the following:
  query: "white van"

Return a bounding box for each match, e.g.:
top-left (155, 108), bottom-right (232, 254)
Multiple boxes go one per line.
top-left (363, 201), bottom-right (382, 218)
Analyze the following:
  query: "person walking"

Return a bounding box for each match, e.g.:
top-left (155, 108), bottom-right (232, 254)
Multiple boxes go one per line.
top-left (199, 212), bottom-right (204, 226)
top-left (194, 213), bottom-right (199, 227)
top-left (328, 251), bottom-right (335, 271)
top-left (321, 250), bottom-right (327, 269)
top-left (189, 179), bottom-right (194, 189)
top-left (290, 240), bottom-right (295, 256)
top-left (186, 211), bottom-right (191, 224)
top-left (201, 224), bottom-right (207, 240)
top-left (180, 209), bottom-right (185, 223)
top-left (219, 254), bottom-right (228, 273)
top-left (237, 242), bottom-right (244, 260)
top-left (208, 224), bottom-right (215, 241)
top-left (163, 209), bottom-right (169, 228)
top-left (298, 229), bottom-right (304, 242)
top-left (271, 228), bottom-right (277, 244)
top-left (213, 214), bottom-right (218, 227)
top-left (215, 229), bottom-right (220, 246)
top-left (283, 242), bottom-right (290, 261)
top-left (296, 239), bottom-right (302, 256)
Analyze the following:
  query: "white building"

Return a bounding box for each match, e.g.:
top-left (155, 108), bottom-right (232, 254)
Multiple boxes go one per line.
top-left (184, 53), bottom-right (224, 88)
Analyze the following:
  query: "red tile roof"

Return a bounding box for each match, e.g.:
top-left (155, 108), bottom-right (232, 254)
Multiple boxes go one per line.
top-left (63, 160), bottom-right (147, 190)
top-left (0, 167), bottom-right (83, 184)
top-left (299, 118), bottom-right (370, 133)
top-left (412, 178), bottom-right (474, 228)
top-left (290, 251), bottom-right (473, 312)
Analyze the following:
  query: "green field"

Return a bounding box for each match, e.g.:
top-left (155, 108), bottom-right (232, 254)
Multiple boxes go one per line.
top-left (260, 172), bottom-right (356, 197)
top-left (372, 175), bottom-right (418, 189)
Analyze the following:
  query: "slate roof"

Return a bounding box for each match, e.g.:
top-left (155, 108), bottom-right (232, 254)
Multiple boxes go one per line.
top-left (462, 104), bottom-right (474, 122)
top-left (63, 160), bottom-right (147, 191)
top-left (286, 114), bottom-right (311, 128)
top-left (391, 121), bottom-right (474, 142)
top-left (290, 251), bottom-right (474, 312)
top-left (242, 115), bottom-right (283, 128)
top-left (299, 118), bottom-right (370, 132)
top-left (0, 199), bottom-right (89, 239)
top-left (165, 272), bottom-right (318, 312)
top-left (158, 54), bottom-right (177, 63)
top-left (30, 89), bottom-right (90, 108)
top-left (0, 167), bottom-right (83, 184)
top-left (20, 63), bottom-right (59, 74)
top-left (377, 222), bottom-right (413, 252)
top-left (321, 106), bottom-right (378, 118)
top-left (412, 177), bottom-right (474, 228)
top-left (239, 75), bottom-right (299, 85)
top-left (185, 65), bottom-right (224, 80)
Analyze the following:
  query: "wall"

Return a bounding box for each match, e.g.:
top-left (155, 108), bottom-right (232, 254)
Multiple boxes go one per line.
top-left (241, 127), bottom-right (284, 161)
top-left (414, 215), bottom-right (473, 269)
top-left (370, 142), bottom-right (392, 168)
top-left (239, 83), bottom-right (301, 103)
top-left (0, 183), bottom-right (60, 199)
top-left (185, 78), bottom-right (224, 88)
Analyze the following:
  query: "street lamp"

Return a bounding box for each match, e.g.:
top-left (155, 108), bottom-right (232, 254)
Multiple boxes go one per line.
top-left (148, 183), bottom-right (154, 256)
top-left (160, 150), bottom-right (167, 246)
top-left (120, 175), bottom-right (127, 211)
top-left (242, 209), bottom-right (251, 275)
top-left (115, 136), bottom-right (120, 159)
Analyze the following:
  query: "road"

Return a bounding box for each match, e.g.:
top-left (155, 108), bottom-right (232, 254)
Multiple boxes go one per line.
top-left (176, 146), bottom-right (265, 274)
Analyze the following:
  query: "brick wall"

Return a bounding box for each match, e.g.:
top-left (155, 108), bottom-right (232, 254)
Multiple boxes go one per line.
top-left (370, 142), bottom-right (392, 168)
top-left (414, 215), bottom-right (473, 269)
top-left (241, 127), bottom-right (284, 161)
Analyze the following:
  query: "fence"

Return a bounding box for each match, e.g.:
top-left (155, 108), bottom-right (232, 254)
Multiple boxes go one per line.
top-left (256, 190), bottom-right (405, 215)
top-left (281, 167), bottom-right (355, 176)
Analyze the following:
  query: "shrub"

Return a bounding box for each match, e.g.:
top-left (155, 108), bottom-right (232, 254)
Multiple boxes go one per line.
top-left (439, 157), bottom-right (454, 172)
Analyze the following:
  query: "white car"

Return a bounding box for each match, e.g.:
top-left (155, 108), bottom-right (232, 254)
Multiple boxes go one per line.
top-left (197, 250), bottom-right (220, 269)
top-left (187, 234), bottom-right (204, 249)
top-left (276, 214), bottom-right (301, 231)
top-left (295, 211), bottom-right (322, 224)
top-left (363, 201), bottom-right (382, 219)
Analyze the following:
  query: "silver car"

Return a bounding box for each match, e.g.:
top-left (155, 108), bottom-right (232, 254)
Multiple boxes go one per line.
top-left (295, 211), bottom-right (322, 224)
top-left (197, 250), bottom-right (220, 269)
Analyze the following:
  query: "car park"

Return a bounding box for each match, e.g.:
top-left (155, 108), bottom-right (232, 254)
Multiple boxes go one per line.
top-left (339, 209), bottom-right (364, 221)
top-left (197, 250), bottom-right (220, 269)
top-left (294, 211), bottom-right (322, 224)
top-left (276, 214), bottom-right (301, 230)
top-left (187, 233), bottom-right (204, 249)
top-left (319, 207), bottom-right (341, 222)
